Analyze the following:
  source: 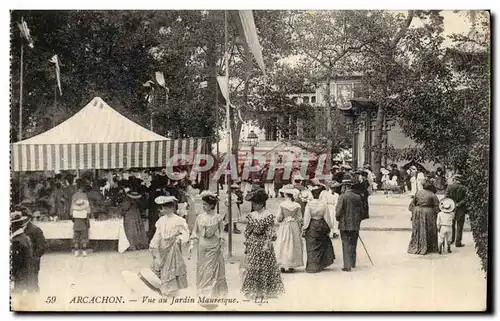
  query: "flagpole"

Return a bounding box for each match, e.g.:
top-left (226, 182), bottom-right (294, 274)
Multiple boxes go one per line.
top-left (215, 67), bottom-right (220, 214)
top-left (18, 43), bottom-right (24, 141)
top-left (224, 10), bottom-right (234, 261)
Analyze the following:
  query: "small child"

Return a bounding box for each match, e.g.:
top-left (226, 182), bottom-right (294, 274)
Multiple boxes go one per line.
top-left (437, 198), bottom-right (456, 254)
top-left (71, 198), bottom-right (91, 257)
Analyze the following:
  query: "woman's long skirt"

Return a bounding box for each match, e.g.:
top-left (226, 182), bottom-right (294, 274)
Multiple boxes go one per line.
top-left (197, 238), bottom-right (228, 298)
top-left (276, 220), bottom-right (304, 269)
top-left (304, 218), bottom-right (335, 273)
top-left (407, 207), bottom-right (439, 255)
top-left (152, 238), bottom-right (188, 296)
top-left (124, 212), bottom-right (149, 250)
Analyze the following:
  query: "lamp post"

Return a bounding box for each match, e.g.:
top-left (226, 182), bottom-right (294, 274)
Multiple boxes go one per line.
top-left (247, 130), bottom-right (259, 157)
top-left (247, 130), bottom-right (259, 185)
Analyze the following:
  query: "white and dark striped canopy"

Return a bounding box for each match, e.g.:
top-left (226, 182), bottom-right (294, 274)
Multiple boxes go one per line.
top-left (11, 97), bottom-right (207, 172)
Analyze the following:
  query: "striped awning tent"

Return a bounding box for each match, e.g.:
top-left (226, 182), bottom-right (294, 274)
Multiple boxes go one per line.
top-left (11, 97), bottom-right (208, 172)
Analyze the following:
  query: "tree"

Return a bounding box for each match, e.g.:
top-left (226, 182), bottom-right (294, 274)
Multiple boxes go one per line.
top-left (10, 10), bottom-right (227, 143)
top-left (282, 10), bottom-right (379, 157)
top-left (374, 10), bottom-right (490, 272)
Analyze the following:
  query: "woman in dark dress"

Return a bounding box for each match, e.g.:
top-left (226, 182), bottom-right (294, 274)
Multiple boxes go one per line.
top-left (241, 189), bottom-right (285, 299)
top-left (407, 180), bottom-right (440, 255)
top-left (434, 167), bottom-right (446, 192)
top-left (302, 185), bottom-right (335, 273)
top-left (120, 187), bottom-right (149, 251)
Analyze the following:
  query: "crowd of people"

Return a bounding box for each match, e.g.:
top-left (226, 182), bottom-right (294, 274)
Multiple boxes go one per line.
top-left (11, 161), bottom-right (468, 305)
top-left (119, 166), bottom-right (374, 303)
top-left (407, 174), bottom-right (468, 255)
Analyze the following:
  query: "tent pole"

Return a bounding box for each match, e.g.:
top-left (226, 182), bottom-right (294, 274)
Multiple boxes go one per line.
top-left (224, 10), bottom-right (234, 262)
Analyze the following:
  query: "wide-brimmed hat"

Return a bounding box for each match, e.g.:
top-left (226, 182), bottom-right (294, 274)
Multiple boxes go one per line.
top-left (126, 190), bottom-right (142, 199)
top-left (139, 268), bottom-right (162, 291)
top-left (330, 181), bottom-right (342, 188)
top-left (155, 195), bottom-right (178, 205)
top-left (11, 212), bottom-right (29, 231)
top-left (354, 168), bottom-right (369, 177)
top-left (310, 178), bottom-right (326, 187)
top-left (341, 173), bottom-right (356, 185)
top-left (231, 184), bottom-right (240, 189)
top-left (380, 168), bottom-right (390, 175)
top-left (409, 165), bottom-right (417, 171)
top-left (341, 164), bottom-right (352, 170)
top-left (73, 199), bottom-right (90, 211)
top-left (390, 163), bottom-right (398, 168)
top-left (279, 185), bottom-right (299, 198)
top-left (439, 198), bottom-right (456, 213)
top-left (245, 188), bottom-right (268, 203)
top-left (14, 204), bottom-right (32, 218)
top-left (122, 270), bottom-right (161, 297)
top-left (199, 191), bottom-right (219, 205)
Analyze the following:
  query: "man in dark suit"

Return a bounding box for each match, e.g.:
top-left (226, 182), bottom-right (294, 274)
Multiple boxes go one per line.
top-left (17, 205), bottom-right (47, 292)
top-left (11, 212), bottom-right (35, 295)
top-left (352, 169), bottom-right (370, 221)
top-left (445, 174), bottom-right (468, 247)
top-left (336, 173), bottom-right (363, 272)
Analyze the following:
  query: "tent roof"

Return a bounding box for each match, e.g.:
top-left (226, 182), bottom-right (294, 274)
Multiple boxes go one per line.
top-left (15, 97), bottom-right (167, 144)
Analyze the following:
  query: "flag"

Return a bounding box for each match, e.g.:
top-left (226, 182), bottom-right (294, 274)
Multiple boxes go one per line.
top-left (155, 71), bottom-right (166, 88)
top-left (217, 76), bottom-right (242, 121)
top-left (198, 81), bottom-right (208, 89)
top-left (17, 17), bottom-right (34, 48)
top-left (155, 71), bottom-right (169, 102)
top-left (49, 55), bottom-right (62, 96)
top-left (238, 10), bottom-right (265, 75)
top-left (217, 76), bottom-right (229, 103)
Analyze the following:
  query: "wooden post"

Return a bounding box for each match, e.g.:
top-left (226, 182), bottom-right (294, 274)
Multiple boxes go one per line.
top-left (18, 44), bottom-right (24, 141)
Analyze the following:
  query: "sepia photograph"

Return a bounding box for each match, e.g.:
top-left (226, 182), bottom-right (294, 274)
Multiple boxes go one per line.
top-left (8, 8), bottom-right (491, 312)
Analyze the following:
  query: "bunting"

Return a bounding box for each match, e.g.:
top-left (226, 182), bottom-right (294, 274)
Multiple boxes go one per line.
top-left (238, 10), bottom-right (265, 75)
top-left (49, 55), bottom-right (62, 96)
top-left (17, 17), bottom-right (34, 48)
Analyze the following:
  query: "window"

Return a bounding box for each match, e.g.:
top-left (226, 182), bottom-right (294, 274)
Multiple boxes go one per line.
top-left (303, 96), bottom-right (310, 104)
top-left (311, 96), bottom-right (316, 103)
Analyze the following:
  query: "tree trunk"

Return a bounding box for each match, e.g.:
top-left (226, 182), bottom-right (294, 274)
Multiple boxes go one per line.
top-left (325, 76), bottom-right (333, 172)
top-left (372, 102), bottom-right (385, 181)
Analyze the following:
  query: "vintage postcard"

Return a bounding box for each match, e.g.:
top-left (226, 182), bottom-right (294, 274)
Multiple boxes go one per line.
top-left (9, 9), bottom-right (490, 312)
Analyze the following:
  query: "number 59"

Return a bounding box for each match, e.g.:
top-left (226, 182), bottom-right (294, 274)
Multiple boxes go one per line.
top-left (45, 296), bottom-right (56, 304)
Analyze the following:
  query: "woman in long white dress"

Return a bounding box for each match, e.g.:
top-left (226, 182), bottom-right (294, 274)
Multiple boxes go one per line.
top-left (189, 191), bottom-right (228, 300)
top-left (320, 182), bottom-right (340, 238)
top-left (276, 185), bottom-right (303, 273)
top-left (149, 196), bottom-right (190, 298)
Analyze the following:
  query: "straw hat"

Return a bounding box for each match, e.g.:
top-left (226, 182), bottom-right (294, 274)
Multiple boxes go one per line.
top-left (439, 198), bottom-right (456, 213)
top-left (341, 173), bottom-right (356, 185)
top-left (73, 199), bottom-right (90, 211)
top-left (139, 268), bottom-right (162, 291)
top-left (10, 212), bottom-right (29, 231)
top-left (122, 270), bottom-right (161, 297)
top-left (155, 195), bottom-right (178, 205)
top-left (126, 190), bottom-right (142, 200)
